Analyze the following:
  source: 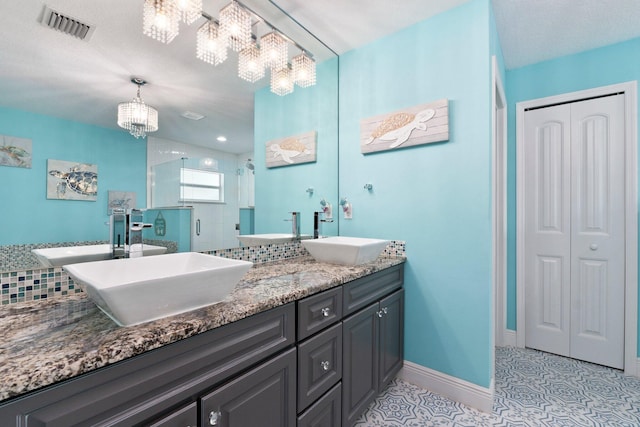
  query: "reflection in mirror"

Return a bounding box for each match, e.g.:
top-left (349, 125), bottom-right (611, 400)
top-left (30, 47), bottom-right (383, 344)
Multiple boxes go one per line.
top-left (0, 0), bottom-right (338, 273)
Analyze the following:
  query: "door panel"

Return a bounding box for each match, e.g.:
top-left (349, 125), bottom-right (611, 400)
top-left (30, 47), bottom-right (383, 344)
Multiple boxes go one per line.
top-left (524, 104), bottom-right (572, 357)
top-left (570, 95), bottom-right (625, 369)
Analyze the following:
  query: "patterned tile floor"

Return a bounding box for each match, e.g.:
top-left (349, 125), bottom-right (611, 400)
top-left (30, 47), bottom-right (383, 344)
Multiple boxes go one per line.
top-left (355, 346), bottom-right (640, 426)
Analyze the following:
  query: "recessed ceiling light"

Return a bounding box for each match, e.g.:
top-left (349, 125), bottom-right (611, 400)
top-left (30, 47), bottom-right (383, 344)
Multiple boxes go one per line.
top-left (217, 136), bottom-right (227, 142)
top-left (181, 111), bottom-right (205, 120)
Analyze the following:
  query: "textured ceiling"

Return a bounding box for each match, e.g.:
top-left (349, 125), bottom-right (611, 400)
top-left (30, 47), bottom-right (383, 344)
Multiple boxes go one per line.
top-left (0, 1), bottom-right (638, 153)
top-left (493, 0), bottom-right (640, 69)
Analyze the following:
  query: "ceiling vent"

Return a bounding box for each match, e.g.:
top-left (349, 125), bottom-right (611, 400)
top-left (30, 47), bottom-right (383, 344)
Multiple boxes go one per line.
top-left (39, 5), bottom-right (95, 41)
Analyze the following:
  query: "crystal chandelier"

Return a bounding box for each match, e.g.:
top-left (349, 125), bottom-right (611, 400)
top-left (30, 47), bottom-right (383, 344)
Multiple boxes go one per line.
top-left (292, 53), bottom-right (316, 88)
top-left (117, 78), bottom-right (159, 139)
top-left (142, 1), bottom-right (317, 95)
top-left (219, 0), bottom-right (252, 52)
top-left (260, 31), bottom-right (288, 71)
top-left (238, 42), bottom-right (264, 83)
top-left (175, 0), bottom-right (202, 25)
top-left (271, 67), bottom-right (294, 96)
top-left (196, 20), bottom-right (228, 66)
top-left (143, 0), bottom-right (180, 44)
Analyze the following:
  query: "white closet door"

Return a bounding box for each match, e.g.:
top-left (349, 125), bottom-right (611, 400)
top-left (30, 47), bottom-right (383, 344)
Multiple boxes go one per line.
top-left (570, 95), bottom-right (625, 369)
top-left (524, 104), bottom-right (573, 358)
top-left (524, 94), bottom-right (626, 369)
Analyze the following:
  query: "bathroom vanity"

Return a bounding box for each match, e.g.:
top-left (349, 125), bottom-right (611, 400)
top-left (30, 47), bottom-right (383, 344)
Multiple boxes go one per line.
top-left (0, 256), bottom-right (404, 427)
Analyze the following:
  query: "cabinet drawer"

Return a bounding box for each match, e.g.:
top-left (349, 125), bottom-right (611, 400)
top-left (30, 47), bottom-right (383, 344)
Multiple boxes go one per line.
top-left (297, 383), bottom-right (341, 427)
top-left (146, 402), bottom-right (197, 427)
top-left (201, 348), bottom-right (296, 427)
top-left (297, 287), bottom-right (342, 340)
top-left (343, 265), bottom-right (403, 316)
top-left (297, 322), bottom-right (342, 412)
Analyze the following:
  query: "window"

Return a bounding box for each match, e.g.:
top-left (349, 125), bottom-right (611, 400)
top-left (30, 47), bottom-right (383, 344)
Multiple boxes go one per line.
top-left (179, 168), bottom-right (224, 203)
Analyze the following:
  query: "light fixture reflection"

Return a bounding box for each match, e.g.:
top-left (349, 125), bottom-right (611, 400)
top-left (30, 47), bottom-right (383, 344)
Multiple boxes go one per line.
top-left (117, 78), bottom-right (159, 139)
top-left (143, 0), bottom-right (179, 44)
top-left (238, 42), bottom-right (264, 83)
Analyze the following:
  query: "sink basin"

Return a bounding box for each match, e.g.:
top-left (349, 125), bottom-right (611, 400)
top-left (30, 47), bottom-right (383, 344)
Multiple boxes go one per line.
top-left (237, 233), bottom-right (312, 246)
top-left (32, 244), bottom-right (167, 267)
top-left (302, 236), bottom-right (389, 265)
top-left (63, 252), bottom-right (252, 326)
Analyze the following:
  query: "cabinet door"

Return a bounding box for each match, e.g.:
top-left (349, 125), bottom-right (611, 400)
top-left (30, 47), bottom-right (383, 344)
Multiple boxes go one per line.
top-left (342, 303), bottom-right (379, 427)
top-left (146, 402), bottom-right (197, 427)
top-left (201, 348), bottom-right (296, 427)
top-left (379, 289), bottom-right (404, 390)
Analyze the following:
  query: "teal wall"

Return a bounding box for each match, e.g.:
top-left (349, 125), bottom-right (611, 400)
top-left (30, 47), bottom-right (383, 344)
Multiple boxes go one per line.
top-left (338, 0), bottom-right (494, 387)
top-left (0, 107), bottom-right (147, 245)
top-left (254, 57), bottom-right (339, 238)
top-left (505, 37), bottom-right (640, 354)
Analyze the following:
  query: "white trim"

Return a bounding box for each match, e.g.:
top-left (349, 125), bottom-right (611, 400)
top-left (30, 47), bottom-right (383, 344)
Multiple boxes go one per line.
top-left (399, 361), bottom-right (494, 413)
top-left (492, 56), bottom-right (508, 350)
top-left (515, 81), bottom-right (638, 376)
top-left (503, 329), bottom-right (517, 347)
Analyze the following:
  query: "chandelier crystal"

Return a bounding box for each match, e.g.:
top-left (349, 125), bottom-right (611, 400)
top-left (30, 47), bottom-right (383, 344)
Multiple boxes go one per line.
top-left (117, 78), bottom-right (159, 139)
top-left (219, 0), bottom-right (252, 52)
top-left (143, 0), bottom-right (180, 44)
top-left (271, 67), bottom-right (294, 96)
top-left (238, 42), bottom-right (265, 83)
top-left (196, 20), bottom-right (228, 66)
top-left (292, 53), bottom-right (316, 88)
top-left (260, 32), bottom-right (288, 71)
top-left (175, 0), bottom-right (202, 25)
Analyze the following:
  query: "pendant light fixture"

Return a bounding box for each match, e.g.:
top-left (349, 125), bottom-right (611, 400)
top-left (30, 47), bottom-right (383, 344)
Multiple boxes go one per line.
top-left (142, 0), bottom-right (317, 96)
top-left (142, 0), bottom-right (180, 44)
top-left (117, 78), bottom-right (159, 139)
top-left (196, 19), bottom-right (228, 66)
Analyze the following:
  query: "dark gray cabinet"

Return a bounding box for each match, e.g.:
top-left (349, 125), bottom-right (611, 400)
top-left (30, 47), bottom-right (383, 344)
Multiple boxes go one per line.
top-left (0, 304), bottom-right (295, 427)
top-left (0, 264), bottom-right (404, 427)
top-left (342, 288), bottom-right (404, 427)
top-left (201, 348), bottom-right (296, 427)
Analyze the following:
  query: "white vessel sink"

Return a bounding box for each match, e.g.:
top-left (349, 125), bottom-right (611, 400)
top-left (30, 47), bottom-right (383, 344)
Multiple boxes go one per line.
top-left (302, 236), bottom-right (389, 265)
top-left (237, 233), bottom-right (312, 246)
top-left (32, 244), bottom-right (167, 267)
top-left (63, 252), bottom-right (252, 326)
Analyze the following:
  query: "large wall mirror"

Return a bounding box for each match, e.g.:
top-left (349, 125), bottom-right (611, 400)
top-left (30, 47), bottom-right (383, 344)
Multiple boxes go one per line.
top-left (0, 0), bottom-right (338, 272)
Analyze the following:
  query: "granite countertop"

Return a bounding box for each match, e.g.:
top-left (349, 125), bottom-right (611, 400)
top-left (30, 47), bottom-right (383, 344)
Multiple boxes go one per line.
top-left (0, 255), bottom-right (404, 401)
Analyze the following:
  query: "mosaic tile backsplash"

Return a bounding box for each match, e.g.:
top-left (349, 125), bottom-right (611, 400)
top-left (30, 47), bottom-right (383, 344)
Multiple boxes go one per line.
top-left (1, 240), bottom-right (405, 306)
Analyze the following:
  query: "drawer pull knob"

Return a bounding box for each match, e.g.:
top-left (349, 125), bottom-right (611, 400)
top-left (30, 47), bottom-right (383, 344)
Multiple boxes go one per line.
top-left (377, 310), bottom-right (384, 318)
top-left (321, 360), bottom-right (330, 371)
top-left (321, 307), bottom-right (331, 317)
top-left (209, 410), bottom-right (222, 425)
top-left (382, 307), bottom-right (388, 314)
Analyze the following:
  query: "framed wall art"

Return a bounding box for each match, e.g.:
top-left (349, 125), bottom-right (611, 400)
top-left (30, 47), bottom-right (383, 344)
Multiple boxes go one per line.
top-left (360, 99), bottom-right (449, 154)
top-left (265, 130), bottom-right (317, 168)
top-left (47, 159), bottom-right (98, 201)
top-left (0, 134), bottom-right (32, 168)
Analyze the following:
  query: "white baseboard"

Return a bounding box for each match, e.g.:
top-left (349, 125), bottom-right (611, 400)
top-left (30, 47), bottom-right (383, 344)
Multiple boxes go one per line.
top-left (399, 360), bottom-right (494, 413)
top-left (503, 329), bottom-right (517, 347)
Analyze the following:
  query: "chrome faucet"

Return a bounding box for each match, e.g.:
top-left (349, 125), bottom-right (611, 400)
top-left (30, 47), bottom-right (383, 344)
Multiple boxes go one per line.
top-left (285, 212), bottom-right (300, 239)
top-left (109, 208), bottom-right (153, 258)
top-left (313, 211), bottom-right (334, 239)
top-left (110, 208), bottom-right (127, 258)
